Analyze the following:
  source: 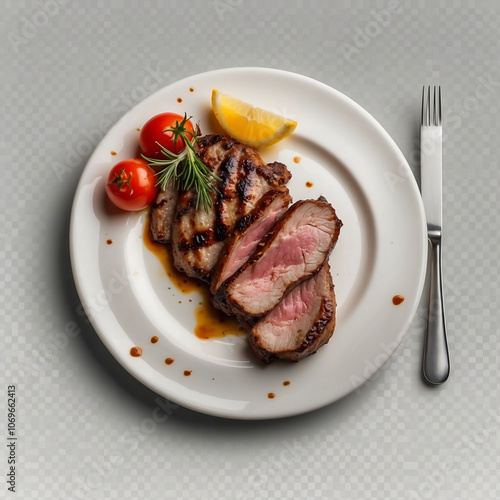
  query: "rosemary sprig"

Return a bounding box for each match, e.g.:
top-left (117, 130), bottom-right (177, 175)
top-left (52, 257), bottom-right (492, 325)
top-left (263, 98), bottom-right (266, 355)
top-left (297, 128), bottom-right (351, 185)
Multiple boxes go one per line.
top-left (142, 114), bottom-right (221, 211)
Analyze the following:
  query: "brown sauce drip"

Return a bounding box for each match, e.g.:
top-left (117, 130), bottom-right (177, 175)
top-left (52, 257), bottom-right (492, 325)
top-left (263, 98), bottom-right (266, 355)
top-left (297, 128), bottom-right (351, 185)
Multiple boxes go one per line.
top-left (184, 370), bottom-right (192, 376)
top-left (305, 181), bottom-right (313, 188)
top-left (143, 212), bottom-right (243, 339)
top-left (165, 358), bottom-right (174, 365)
top-left (106, 239), bottom-right (113, 245)
top-left (130, 346), bottom-right (142, 357)
top-left (392, 294), bottom-right (405, 305)
top-left (189, 87), bottom-right (194, 92)
top-left (111, 151), bottom-right (117, 156)
top-left (293, 156), bottom-right (301, 163)
top-left (150, 336), bottom-right (159, 344)
top-left (283, 381), bottom-right (290, 386)
top-left (143, 216), bottom-right (201, 294)
top-left (268, 393), bottom-right (276, 399)
top-left (177, 97), bottom-right (183, 103)
top-left (194, 288), bottom-right (243, 340)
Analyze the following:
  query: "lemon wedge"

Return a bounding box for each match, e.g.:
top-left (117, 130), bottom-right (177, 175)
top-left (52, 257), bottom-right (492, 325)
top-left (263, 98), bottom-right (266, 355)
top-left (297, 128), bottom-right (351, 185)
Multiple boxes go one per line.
top-left (211, 89), bottom-right (297, 148)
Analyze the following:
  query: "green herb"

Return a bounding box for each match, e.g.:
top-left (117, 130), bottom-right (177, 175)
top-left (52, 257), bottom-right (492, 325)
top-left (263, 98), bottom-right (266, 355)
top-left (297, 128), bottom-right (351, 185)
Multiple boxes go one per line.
top-left (142, 114), bottom-right (221, 211)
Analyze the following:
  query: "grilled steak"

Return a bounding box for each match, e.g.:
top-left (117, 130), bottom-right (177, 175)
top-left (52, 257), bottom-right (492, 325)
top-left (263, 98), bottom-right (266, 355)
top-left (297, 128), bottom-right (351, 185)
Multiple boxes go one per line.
top-left (150, 183), bottom-right (178, 244)
top-left (249, 262), bottom-right (336, 363)
top-left (210, 186), bottom-right (292, 294)
top-left (171, 134), bottom-right (291, 281)
top-left (213, 197), bottom-right (342, 320)
top-left (147, 130), bottom-right (343, 365)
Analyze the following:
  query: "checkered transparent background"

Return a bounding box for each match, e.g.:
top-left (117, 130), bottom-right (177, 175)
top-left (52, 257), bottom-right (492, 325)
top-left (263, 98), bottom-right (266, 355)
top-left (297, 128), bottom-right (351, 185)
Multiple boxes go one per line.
top-left (1, 0), bottom-right (499, 498)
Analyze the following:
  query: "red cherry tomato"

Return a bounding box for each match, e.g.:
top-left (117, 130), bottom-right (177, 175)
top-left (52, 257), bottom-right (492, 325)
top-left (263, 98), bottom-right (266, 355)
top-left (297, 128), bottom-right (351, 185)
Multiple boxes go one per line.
top-left (139, 112), bottom-right (195, 160)
top-left (106, 159), bottom-right (157, 211)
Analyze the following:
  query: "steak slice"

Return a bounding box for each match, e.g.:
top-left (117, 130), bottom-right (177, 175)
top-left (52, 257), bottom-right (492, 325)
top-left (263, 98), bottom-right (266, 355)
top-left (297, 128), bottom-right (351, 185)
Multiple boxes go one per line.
top-left (210, 186), bottom-right (292, 294)
top-left (171, 134), bottom-right (291, 281)
top-left (213, 197), bottom-right (342, 320)
top-left (149, 183), bottom-right (178, 244)
top-left (249, 262), bottom-right (336, 363)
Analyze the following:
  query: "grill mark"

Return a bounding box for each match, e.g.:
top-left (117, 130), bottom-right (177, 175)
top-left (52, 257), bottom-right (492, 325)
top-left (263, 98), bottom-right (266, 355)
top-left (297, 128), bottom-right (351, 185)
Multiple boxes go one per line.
top-left (235, 152), bottom-right (260, 207)
top-left (240, 157), bottom-right (256, 173)
top-left (177, 230), bottom-right (215, 252)
top-left (235, 213), bottom-right (259, 233)
top-left (176, 198), bottom-right (196, 220)
top-left (152, 198), bottom-right (169, 209)
top-left (197, 134), bottom-right (224, 148)
top-left (193, 231), bottom-right (209, 248)
top-left (236, 176), bottom-right (253, 201)
top-left (215, 224), bottom-right (228, 241)
top-left (233, 189), bottom-right (282, 233)
top-left (222, 137), bottom-right (238, 150)
top-left (219, 154), bottom-right (238, 180)
top-left (213, 152), bottom-right (238, 242)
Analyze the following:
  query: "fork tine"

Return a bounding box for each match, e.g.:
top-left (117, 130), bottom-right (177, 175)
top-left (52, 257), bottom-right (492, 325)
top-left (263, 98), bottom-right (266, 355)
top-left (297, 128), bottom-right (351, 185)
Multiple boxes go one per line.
top-left (438, 86), bottom-right (442, 126)
top-left (421, 86), bottom-right (425, 126)
top-left (427, 87), bottom-right (431, 126)
top-left (433, 86), bottom-right (437, 126)
top-left (421, 86), bottom-right (442, 127)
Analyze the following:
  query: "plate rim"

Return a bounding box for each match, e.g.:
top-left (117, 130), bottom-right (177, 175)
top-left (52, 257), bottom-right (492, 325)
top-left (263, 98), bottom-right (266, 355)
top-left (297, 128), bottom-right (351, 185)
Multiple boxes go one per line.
top-left (70, 67), bottom-right (427, 419)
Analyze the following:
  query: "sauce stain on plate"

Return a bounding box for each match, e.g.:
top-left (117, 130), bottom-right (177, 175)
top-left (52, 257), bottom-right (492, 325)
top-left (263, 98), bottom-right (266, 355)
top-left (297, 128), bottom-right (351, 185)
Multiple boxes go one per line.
top-left (392, 294), bottom-right (405, 305)
top-left (130, 346), bottom-right (143, 357)
top-left (194, 288), bottom-right (243, 340)
top-left (143, 213), bottom-right (243, 340)
top-left (143, 215), bottom-right (200, 293)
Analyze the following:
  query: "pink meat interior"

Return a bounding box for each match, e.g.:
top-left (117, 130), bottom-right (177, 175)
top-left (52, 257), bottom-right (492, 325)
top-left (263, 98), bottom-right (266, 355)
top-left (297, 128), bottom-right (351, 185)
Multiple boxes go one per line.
top-left (219, 198), bottom-right (286, 284)
top-left (229, 202), bottom-right (333, 315)
top-left (253, 270), bottom-right (323, 352)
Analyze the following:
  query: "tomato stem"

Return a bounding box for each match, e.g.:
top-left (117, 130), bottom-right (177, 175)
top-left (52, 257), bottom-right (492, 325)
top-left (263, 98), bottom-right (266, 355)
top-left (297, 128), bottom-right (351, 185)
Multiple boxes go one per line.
top-left (108, 168), bottom-right (134, 195)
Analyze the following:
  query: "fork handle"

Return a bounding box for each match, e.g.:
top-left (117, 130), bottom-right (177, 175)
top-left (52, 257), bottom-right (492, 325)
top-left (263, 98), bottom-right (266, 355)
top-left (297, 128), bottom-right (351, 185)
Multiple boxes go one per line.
top-left (423, 237), bottom-right (450, 384)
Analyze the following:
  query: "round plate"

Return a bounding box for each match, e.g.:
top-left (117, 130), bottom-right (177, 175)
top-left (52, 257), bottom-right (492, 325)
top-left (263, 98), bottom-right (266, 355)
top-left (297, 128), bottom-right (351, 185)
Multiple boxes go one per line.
top-left (70, 68), bottom-right (427, 419)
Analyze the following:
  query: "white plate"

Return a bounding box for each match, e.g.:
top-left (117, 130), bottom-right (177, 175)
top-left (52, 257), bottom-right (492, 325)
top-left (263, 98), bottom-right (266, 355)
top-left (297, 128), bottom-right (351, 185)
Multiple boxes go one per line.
top-left (70, 68), bottom-right (427, 419)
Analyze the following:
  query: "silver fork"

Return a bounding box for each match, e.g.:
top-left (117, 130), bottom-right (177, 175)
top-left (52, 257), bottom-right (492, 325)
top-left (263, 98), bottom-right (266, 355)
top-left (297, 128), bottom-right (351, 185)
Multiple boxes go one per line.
top-left (421, 86), bottom-right (450, 385)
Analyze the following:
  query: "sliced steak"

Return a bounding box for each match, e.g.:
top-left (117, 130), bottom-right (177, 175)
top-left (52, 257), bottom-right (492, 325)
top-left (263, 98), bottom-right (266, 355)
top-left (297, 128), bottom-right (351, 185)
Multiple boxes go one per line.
top-left (210, 186), bottom-right (292, 294)
top-left (149, 183), bottom-right (178, 244)
top-left (171, 134), bottom-right (291, 281)
top-left (249, 262), bottom-right (336, 363)
top-left (213, 197), bottom-right (342, 320)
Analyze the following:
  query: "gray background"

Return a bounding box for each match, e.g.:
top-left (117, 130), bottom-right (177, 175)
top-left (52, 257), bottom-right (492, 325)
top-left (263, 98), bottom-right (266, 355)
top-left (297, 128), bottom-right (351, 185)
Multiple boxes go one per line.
top-left (1, 0), bottom-right (499, 499)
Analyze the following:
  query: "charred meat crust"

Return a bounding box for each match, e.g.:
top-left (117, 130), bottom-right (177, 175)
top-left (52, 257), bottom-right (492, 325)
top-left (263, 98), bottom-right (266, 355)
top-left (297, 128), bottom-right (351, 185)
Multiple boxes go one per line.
top-left (210, 186), bottom-right (292, 294)
top-left (212, 199), bottom-right (342, 320)
top-left (233, 186), bottom-right (291, 234)
top-left (265, 161), bottom-right (292, 186)
top-left (249, 263), bottom-right (337, 364)
top-left (150, 133), bottom-right (342, 364)
top-left (170, 134), bottom-right (292, 280)
top-left (150, 185), bottom-right (178, 244)
top-left (282, 273), bottom-right (336, 362)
